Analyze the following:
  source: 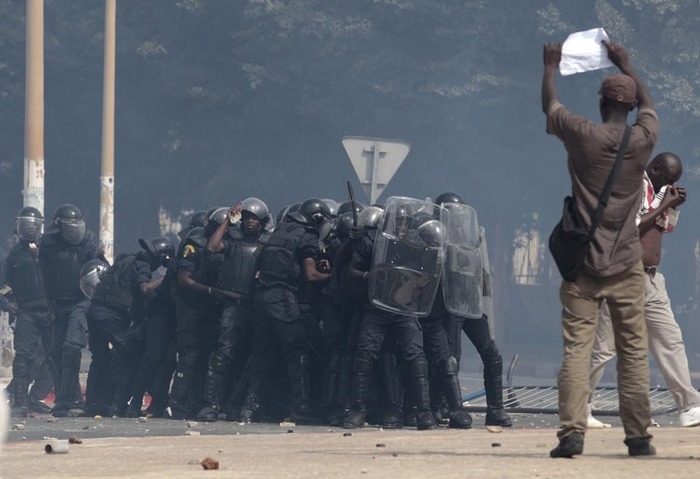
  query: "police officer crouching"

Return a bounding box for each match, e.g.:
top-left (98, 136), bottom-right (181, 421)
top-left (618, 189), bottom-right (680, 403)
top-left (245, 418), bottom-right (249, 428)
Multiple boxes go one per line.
top-left (195, 198), bottom-right (271, 422)
top-left (84, 237), bottom-right (174, 417)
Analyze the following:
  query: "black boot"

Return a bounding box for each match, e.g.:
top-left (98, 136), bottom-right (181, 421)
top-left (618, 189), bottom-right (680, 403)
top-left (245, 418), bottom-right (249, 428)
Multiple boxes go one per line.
top-left (407, 357), bottom-right (437, 431)
top-left (52, 349), bottom-right (84, 417)
top-left (126, 400), bottom-right (144, 418)
top-left (378, 352), bottom-right (402, 429)
top-left (287, 352), bottom-right (318, 424)
top-left (440, 357), bottom-right (472, 429)
top-left (169, 352), bottom-right (198, 419)
top-left (484, 355), bottom-right (512, 427)
top-left (343, 355), bottom-right (373, 429)
top-left (196, 352), bottom-right (227, 422)
top-left (11, 360), bottom-right (30, 418)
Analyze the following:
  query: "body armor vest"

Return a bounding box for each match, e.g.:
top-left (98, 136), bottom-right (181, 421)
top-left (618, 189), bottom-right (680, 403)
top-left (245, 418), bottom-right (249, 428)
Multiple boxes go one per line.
top-left (257, 222), bottom-right (309, 286)
top-left (6, 243), bottom-right (46, 305)
top-left (218, 229), bottom-right (270, 295)
top-left (187, 235), bottom-right (223, 287)
top-left (92, 254), bottom-right (137, 311)
top-left (41, 232), bottom-right (91, 300)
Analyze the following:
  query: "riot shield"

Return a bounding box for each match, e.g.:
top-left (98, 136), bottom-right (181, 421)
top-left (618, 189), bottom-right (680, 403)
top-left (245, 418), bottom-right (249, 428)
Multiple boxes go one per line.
top-left (368, 197), bottom-right (444, 317)
top-left (440, 203), bottom-right (483, 318)
top-left (480, 227), bottom-right (495, 333)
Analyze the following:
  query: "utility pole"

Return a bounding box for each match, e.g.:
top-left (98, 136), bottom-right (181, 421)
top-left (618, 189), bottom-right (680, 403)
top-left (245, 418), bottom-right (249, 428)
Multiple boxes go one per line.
top-left (100, 0), bottom-right (116, 264)
top-left (23, 0), bottom-right (45, 213)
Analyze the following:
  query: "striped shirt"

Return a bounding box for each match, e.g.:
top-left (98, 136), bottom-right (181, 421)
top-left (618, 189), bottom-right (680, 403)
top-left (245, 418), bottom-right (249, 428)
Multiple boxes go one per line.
top-left (635, 171), bottom-right (679, 233)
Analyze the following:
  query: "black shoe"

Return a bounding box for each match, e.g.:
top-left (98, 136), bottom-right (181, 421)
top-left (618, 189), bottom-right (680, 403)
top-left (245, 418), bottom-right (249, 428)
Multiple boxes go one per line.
top-left (550, 432), bottom-right (584, 458)
top-left (196, 406), bottom-right (219, 422)
top-left (625, 438), bottom-right (656, 457)
top-left (381, 412), bottom-right (403, 429)
top-left (327, 407), bottom-right (348, 428)
top-left (28, 397), bottom-right (53, 414)
top-left (11, 406), bottom-right (28, 418)
top-left (416, 410), bottom-right (437, 431)
top-left (125, 403), bottom-right (144, 418)
top-left (343, 410), bottom-right (366, 429)
top-left (448, 409), bottom-right (473, 429)
top-left (289, 405), bottom-right (321, 425)
top-left (485, 407), bottom-right (513, 427)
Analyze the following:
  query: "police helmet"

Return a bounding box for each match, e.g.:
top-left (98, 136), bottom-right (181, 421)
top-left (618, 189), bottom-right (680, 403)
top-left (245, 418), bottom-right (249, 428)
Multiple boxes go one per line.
top-left (139, 236), bottom-right (176, 267)
top-left (298, 198), bottom-right (332, 226)
top-left (204, 207), bottom-right (229, 236)
top-left (358, 206), bottom-right (384, 240)
top-left (411, 211), bottom-right (435, 230)
top-left (15, 206), bottom-right (43, 242)
top-left (334, 212), bottom-right (354, 242)
top-left (276, 205), bottom-right (290, 225)
top-left (53, 203), bottom-right (86, 245)
top-left (240, 197), bottom-right (271, 227)
top-left (189, 210), bottom-right (208, 229)
top-left (79, 259), bottom-right (109, 299)
top-left (337, 201), bottom-right (364, 217)
top-left (284, 202), bottom-right (302, 222)
top-left (177, 210), bottom-right (208, 240)
top-left (417, 219), bottom-right (444, 247)
top-left (435, 192), bottom-right (465, 206)
top-left (321, 199), bottom-right (339, 219)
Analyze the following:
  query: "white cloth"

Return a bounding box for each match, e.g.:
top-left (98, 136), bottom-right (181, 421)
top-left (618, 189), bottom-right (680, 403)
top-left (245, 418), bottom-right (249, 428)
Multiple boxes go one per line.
top-left (560, 28), bottom-right (614, 76)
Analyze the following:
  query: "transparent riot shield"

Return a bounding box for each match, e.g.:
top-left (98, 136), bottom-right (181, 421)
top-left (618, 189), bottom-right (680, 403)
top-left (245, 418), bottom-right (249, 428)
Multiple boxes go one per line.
top-left (368, 196), bottom-right (444, 317)
top-left (440, 203), bottom-right (483, 318)
top-left (480, 227), bottom-right (495, 333)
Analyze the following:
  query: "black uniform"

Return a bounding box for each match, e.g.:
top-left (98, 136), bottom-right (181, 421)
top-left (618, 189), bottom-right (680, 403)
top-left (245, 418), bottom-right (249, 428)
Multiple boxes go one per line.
top-left (169, 233), bottom-right (222, 419)
top-left (239, 221), bottom-right (321, 423)
top-left (127, 259), bottom-right (178, 418)
top-left (196, 226), bottom-right (270, 421)
top-left (39, 229), bottom-right (103, 416)
top-left (3, 241), bottom-right (52, 417)
top-left (84, 252), bottom-right (154, 416)
top-left (343, 234), bottom-right (436, 430)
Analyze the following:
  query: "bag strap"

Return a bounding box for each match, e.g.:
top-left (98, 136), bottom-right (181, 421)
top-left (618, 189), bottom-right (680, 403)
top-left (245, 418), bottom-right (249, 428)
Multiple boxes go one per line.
top-left (589, 125), bottom-right (632, 236)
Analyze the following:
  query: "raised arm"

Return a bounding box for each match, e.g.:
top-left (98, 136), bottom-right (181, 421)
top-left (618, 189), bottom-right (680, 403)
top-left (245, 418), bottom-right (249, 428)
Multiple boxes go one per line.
top-left (541, 42), bottom-right (562, 114)
top-left (602, 40), bottom-right (653, 111)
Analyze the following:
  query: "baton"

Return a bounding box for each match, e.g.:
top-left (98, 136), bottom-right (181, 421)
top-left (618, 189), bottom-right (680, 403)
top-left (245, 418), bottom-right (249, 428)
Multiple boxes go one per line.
top-left (347, 181), bottom-right (358, 227)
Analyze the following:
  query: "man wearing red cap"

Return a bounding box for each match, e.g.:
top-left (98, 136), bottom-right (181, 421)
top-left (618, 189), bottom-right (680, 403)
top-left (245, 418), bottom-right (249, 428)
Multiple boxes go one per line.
top-left (542, 41), bottom-right (660, 458)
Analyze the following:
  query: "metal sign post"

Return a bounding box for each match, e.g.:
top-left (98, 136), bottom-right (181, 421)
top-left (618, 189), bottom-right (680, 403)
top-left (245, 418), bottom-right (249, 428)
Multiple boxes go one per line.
top-left (342, 136), bottom-right (411, 205)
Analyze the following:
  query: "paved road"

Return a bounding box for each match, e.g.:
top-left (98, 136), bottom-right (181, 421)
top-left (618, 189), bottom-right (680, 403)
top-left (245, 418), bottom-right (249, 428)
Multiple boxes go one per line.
top-left (3, 422), bottom-right (700, 479)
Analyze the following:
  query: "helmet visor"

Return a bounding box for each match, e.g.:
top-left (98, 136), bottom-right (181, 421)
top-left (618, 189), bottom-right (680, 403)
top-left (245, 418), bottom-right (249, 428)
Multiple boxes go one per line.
top-left (16, 217), bottom-right (43, 242)
top-left (79, 269), bottom-right (101, 299)
top-left (61, 219), bottom-right (86, 244)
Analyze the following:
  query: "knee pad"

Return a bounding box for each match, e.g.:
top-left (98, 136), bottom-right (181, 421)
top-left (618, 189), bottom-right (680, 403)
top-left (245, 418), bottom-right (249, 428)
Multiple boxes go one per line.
top-left (439, 356), bottom-right (459, 376)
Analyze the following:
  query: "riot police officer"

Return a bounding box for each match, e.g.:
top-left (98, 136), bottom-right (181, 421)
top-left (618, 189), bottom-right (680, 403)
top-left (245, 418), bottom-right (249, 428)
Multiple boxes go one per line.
top-left (39, 204), bottom-right (105, 417)
top-left (84, 237), bottom-right (174, 417)
top-left (435, 192), bottom-right (512, 427)
top-left (169, 208), bottom-right (227, 419)
top-left (195, 198), bottom-right (271, 422)
top-left (343, 198), bottom-right (439, 431)
top-left (238, 198), bottom-right (332, 424)
top-left (3, 207), bottom-right (52, 417)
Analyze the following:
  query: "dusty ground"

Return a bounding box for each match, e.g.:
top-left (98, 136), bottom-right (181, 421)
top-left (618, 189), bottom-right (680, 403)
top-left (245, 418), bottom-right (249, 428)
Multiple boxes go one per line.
top-left (2, 424), bottom-right (700, 479)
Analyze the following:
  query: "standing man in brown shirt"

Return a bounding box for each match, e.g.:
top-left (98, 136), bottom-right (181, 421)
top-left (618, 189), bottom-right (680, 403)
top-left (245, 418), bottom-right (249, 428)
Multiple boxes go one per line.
top-left (542, 40), bottom-right (660, 458)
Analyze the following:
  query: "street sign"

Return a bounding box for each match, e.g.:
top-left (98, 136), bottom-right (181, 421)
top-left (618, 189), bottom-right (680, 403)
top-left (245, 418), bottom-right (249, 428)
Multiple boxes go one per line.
top-left (342, 136), bottom-right (411, 205)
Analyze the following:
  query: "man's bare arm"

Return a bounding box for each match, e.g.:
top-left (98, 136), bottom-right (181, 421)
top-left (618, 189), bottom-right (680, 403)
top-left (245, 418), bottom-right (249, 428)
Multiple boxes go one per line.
top-left (541, 43), bottom-right (562, 114)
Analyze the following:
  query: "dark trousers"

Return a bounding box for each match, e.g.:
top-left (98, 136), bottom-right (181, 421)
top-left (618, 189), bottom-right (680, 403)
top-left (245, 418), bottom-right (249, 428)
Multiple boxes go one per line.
top-left (130, 299), bottom-right (177, 413)
top-left (51, 298), bottom-right (89, 411)
top-left (243, 286), bottom-right (311, 413)
top-left (11, 309), bottom-right (52, 409)
top-left (169, 297), bottom-right (220, 416)
top-left (85, 302), bottom-right (140, 414)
